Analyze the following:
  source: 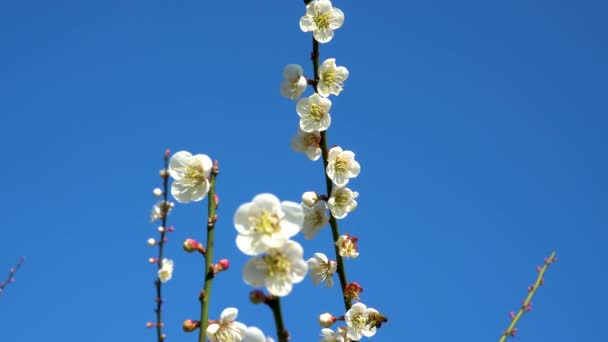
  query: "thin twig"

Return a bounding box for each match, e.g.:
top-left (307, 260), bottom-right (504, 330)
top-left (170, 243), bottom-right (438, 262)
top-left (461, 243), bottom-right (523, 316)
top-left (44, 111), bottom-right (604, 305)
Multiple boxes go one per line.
top-left (499, 252), bottom-right (557, 341)
top-left (0, 256), bottom-right (25, 296)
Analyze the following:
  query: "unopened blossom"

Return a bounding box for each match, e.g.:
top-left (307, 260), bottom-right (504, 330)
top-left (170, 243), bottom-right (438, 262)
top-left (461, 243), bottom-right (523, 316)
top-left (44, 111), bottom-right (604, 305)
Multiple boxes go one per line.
top-left (244, 326), bottom-right (274, 342)
top-left (153, 188), bottom-right (163, 197)
top-left (147, 238), bottom-right (156, 246)
top-left (168, 151), bottom-right (213, 203)
top-left (319, 313), bottom-right (337, 328)
top-left (302, 200), bottom-right (330, 239)
top-left (326, 146), bottom-right (360, 187)
top-left (234, 193), bottom-right (303, 256)
top-left (207, 307), bottom-right (247, 342)
top-left (300, 0), bottom-right (345, 43)
top-left (291, 129), bottom-right (322, 161)
top-left (327, 186), bottom-right (358, 219)
top-left (302, 191), bottom-right (320, 207)
top-left (158, 258), bottom-right (174, 283)
top-left (307, 253), bottom-right (337, 287)
top-left (336, 234), bottom-right (359, 258)
top-left (150, 200), bottom-right (173, 222)
top-left (319, 327), bottom-right (347, 342)
top-left (243, 240), bottom-right (308, 297)
top-left (297, 93), bottom-right (332, 133)
top-left (280, 64), bottom-right (307, 100)
top-left (318, 58), bottom-right (349, 97)
top-left (345, 302), bottom-right (378, 340)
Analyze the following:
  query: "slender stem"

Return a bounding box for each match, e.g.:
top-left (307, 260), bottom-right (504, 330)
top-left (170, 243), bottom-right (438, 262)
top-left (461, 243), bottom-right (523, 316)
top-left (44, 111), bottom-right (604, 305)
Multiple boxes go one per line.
top-left (198, 162), bottom-right (219, 342)
top-left (154, 153), bottom-right (170, 342)
top-left (311, 32), bottom-right (352, 312)
top-left (268, 297), bottom-right (289, 342)
top-left (0, 256), bottom-right (25, 296)
top-left (499, 252), bottom-right (556, 342)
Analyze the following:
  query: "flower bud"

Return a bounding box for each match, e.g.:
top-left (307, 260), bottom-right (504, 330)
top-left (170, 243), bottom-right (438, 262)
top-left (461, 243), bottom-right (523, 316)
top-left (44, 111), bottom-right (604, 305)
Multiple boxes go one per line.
top-left (302, 191), bottom-right (319, 207)
top-left (148, 238), bottom-right (157, 246)
top-left (182, 319), bottom-right (200, 332)
top-left (159, 169), bottom-right (168, 178)
top-left (146, 322), bottom-right (155, 328)
top-left (148, 257), bottom-right (158, 264)
top-left (213, 259), bottom-right (230, 274)
top-left (157, 226), bottom-right (165, 233)
top-left (153, 188), bottom-right (163, 197)
top-left (318, 312), bottom-right (336, 328)
top-left (344, 282), bottom-right (363, 301)
top-left (183, 238), bottom-right (204, 253)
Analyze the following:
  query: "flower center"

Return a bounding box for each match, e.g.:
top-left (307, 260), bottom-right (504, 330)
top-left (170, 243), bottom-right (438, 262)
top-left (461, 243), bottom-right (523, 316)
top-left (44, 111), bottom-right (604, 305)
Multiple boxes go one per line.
top-left (305, 133), bottom-right (320, 147)
top-left (352, 312), bottom-right (368, 329)
top-left (322, 70), bottom-right (337, 85)
top-left (334, 189), bottom-right (349, 206)
top-left (252, 210), bottom-right (281, 235)
top-left (309, 104), bottom-right (325, 121)
top-left (333, 156), bottom-right (349, 174)
top-left (264, 251), bottom-right (291, 279)
top-left (214, 325), bottom-right (240, 342)
top-left (314, 12), bottom-right (331, 29)
top-left (184, 160), bottom-right (206, 185)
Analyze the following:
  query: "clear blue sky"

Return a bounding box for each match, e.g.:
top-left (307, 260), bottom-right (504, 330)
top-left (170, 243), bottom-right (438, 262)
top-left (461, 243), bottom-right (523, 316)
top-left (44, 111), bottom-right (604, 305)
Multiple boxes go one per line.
top-left (1, 0), bottom-right (607, 341)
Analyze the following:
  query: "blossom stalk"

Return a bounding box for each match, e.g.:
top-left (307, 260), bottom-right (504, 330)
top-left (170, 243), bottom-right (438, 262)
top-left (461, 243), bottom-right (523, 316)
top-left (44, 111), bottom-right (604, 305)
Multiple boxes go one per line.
top-left (199, 160), bottom-right (220, 342)
top-left (499, 252), bottom-right (556, 342)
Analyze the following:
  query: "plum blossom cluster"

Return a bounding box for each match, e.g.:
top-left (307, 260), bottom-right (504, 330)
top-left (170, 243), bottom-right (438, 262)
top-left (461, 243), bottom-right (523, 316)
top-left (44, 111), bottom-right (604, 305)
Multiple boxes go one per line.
top-left (234, 193), bottom-right (308, 297)
top-left (280, 0), bottom-right (386, 340)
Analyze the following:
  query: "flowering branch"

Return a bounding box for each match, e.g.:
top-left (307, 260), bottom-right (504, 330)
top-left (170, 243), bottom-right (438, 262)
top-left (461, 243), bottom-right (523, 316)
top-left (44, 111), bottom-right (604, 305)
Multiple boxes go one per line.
top-left (147, 149), bottom-right (174, 342)
top-left (0, 256), bottom-right (25, 297)
top-left (198, 160), bottom-right (220, 342)
top-left (267, 296), bottom-right (289, 342)
top-left (499, 252), bottom-right (557, 341)
top-left (308, 11), bottom-right (352, 313)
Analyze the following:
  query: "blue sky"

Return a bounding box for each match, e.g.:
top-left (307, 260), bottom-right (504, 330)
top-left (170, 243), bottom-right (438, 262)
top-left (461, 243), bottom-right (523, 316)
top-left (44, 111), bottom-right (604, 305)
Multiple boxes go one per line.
top-left (1, 0), bottom-right (607, 341)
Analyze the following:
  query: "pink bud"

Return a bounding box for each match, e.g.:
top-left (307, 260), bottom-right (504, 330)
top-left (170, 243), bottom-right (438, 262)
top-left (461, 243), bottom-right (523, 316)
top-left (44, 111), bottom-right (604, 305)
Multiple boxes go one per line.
top-left (509, 311), bottom-right (515, 319)
top-left (214, 194), bottom-right (220, 208)
top-left (167, 226), bottom-right (175, 232)
top-left (146, 322), bottom-right (155, 328)
top-left (527, 285), bottom-right (534, 292)
top-left (218, 259), bottom-right (230, 270)
top-left (540, 278), bottom-right (545, 286)
top-left (536, 265), bottom-right (542, 272)
top-left (164, 149), bottom-right (171, 158)
top-left (149, 258), bottom-right (158, 264)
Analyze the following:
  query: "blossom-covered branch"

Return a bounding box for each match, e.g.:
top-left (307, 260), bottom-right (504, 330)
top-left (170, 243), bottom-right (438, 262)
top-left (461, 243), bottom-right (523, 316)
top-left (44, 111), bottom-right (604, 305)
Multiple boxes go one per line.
top-left (0, 256), bottom-right (25, 297)
top-left (147, 149), bottom-right (176, 341)
top-left (499, 252), bottom-right (557, 341)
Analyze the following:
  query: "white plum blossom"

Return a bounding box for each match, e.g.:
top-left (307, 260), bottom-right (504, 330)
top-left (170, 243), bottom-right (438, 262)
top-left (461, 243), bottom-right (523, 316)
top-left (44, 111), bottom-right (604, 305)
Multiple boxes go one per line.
top-left (206, 307), bottom-right (247, 342)
top-left (147, 238), bottom-right (156, 246)
top-left (318, 58), bottom-right (349, 97)
top-left (345, 302), bottom-right (379, 340)
top-left (243, 240), bottom-right (308, 297)
top-left (302, 200), bottom-right (330, 239)
top-left (244, 326), bottom-right (274, 342)
top-left (300, 0), bottom-right (344, 43)
top-left (280, 64), bottom-right (307, 100)
top-left (297, 93), bottom-right (332, 132)
top-left (307, 253), bottom-right (337, 287)
top-left (291, 129), bottom-right (322, 161)
top-left (326, 146), bottom-right (360, 187)
top-left (234, 194), bottom-right (303, 256)
top-left (327, 186), bottom-right (358, 219)
top-left (169, 151), bottom-right (213, 203)
top-left (336, 234), bottom-right (359, 258)
top-left (158, 258), bottom-right (174, 283)
top-left (319, 327), bottom-right (347, 342)
top-left (150, 200), bottom-right (173, 222)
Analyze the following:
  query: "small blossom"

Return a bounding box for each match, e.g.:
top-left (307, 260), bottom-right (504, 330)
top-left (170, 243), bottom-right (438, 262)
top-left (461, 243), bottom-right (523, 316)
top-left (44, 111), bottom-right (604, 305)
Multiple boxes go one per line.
top-left (234, 193), bottom-right (303, 256)
top-left (336, 234), bottom-right (359, 258)
top-left (148, 238), bottom-right (157, 246)
top-left (302, 200), bottom-right (330, 239)
top-left (327, 187), bottom-right (358, 219)
top-left (319, 313), bottom-right (337, 328)
top-left (297, 93), bottom-right (332, 133)
top-left (150, 200), bottom-right (173, 222)
top-left (280, 64), bottom-right (307, 100)
top-left (153, 188), bottom-right (163, 197)
top-left (291, 129), bottom-right (322, 161)
top-left (243, 240), bottom-right (308, 297)
top-left (326, 146), bottom-right (360, 187)
top-left (302, 191), bottom-right (320, 207)
top-left (345, 302), bottom-right (378, 340)
top-left (318, 58), bottom-right (349, 97)
top-left (207, 308), bottom-right (247, 342)
top-left (319, 327), bottom-right (347, 342)
top-left (300, 0), bottom-right (345, 43)
top-left (158, 259), bottom-right (174, 283)
top-left (169, 151), bottom-right (213, 203)
top-left (307, 253), bottom-right (337, 287)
